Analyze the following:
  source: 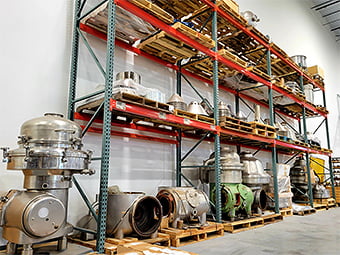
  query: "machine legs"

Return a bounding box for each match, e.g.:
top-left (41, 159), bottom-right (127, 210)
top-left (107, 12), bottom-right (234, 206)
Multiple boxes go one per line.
top-left (21, 244), bottom-right (33, 255)
top-left (6, 242), bottom-right (17, 255)
top-left (57, 236), bottom-right (68, 251)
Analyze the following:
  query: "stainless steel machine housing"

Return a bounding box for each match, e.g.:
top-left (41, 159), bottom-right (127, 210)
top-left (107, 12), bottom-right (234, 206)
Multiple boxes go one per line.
top-left (106, 192), bottom-right (162, 239)
top-left (0, 113), bottom-right (92, 255)
top-left (156, 187), bottom-right (209, 228)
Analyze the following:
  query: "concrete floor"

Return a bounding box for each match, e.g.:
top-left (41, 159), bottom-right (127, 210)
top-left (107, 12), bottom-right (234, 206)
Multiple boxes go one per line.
top-left (3, 208), bottom-right (340, 254)
top-left (181, 208), bottom-right (340, 255)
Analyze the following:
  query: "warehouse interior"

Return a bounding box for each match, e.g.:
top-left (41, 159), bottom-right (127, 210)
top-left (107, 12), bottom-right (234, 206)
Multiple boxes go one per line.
top-left (0, 0), bottom-right (340, 254)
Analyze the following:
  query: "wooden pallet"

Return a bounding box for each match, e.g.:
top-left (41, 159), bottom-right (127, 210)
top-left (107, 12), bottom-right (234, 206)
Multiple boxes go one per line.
top-left (249, 121), bottom-right (277, 138)
top-left (313, 203), bottom-right (329, 211)
top-left (174, 109), bottom-right (215, 125)
top-left (117, 241), bottom-right (198, 255)
top-left (114, 92), bottom-right (172, 112)
top-left (223, 217), bottom-right (264, 233)
top-left (172, 22), bottom-right (215, 48)
top-left (293, 208), bottom-right (316, 216)
top-left (313, 198), bottom-right (337, 211)
top-left (128, 0), bottom-right (174, 24)
top-left (138, 31), bottom-right (198, 63)
top-left (262, 214), bottom-right (283, 225)
top-left (280, 207), bottom-right (293, 217)
top-left (220, 116), bottom-right (253, 133)
top-left (160, 222), bottom-right (224, 247)
top-left (68, 233), bottom-right (170, 254)
top-left (184, 48), bottom-right (247, 80)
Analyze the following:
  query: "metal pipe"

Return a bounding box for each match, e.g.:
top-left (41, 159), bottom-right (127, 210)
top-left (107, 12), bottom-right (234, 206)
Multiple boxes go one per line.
top-left (81, 101), bottom-right (105, 137)
top-left (312, 0), bottom-right (335, 9)
top-left (313, 119), bottom-right (326, 135)
top-left (180, 173), bottom-right (197, 188)
top-left (96, 0), bottom-right (115, 252)
top-left (73, 176), bottom-right (99, 222)
top-left (267, 49), bottom-right (279, 213)
top-left (73, 226), bottom-right (97, 235)
top-left (322, 91), bottom-right (336, 200)
top-left (73, 89), bottom-right (105, 103)
top-left (78, 28), bottom-right (106, 77)
top-left (176, 130), bottom-right (182, 187)
top-left (315, 0), bottom-right (340, 11)
top-left (78, 0), bottom-right (108, 21)
top-left (181, 132), bottom-right (210, 162)
top-left (199, 13), bottom-right (213, 33)
top-left (212, 3), bottom-right (221, 223)
top-left (78, 0), bottom-right (88, 16)
top-left (68, 0), bottom-right (82, 120)
top-left (182, 74), bottom-right (213, 111)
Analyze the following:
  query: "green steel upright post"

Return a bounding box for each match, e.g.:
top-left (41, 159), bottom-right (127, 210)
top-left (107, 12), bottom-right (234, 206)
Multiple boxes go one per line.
top-left (68, 0), bottom-right (82, 120)
top-left (212, 4), bottom-right (221, 222)
top-left (266, 50), bottom-right (279, 213)
top-left (322, 91), bottom-right (336, 199)
top-left (299, 76), bottom-right (313, 207)
top-left (176, 61), bottom-right (182, 186)
top-left (96, 0), bottom-right (115, 252)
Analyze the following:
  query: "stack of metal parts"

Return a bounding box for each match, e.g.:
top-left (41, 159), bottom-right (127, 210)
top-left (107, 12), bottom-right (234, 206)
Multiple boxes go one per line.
top-left (201, 147), bottom-right (254, 221)
top-left (0, 113), bottom-right (93, 255)
top-left (156, 187), bottom-right (209, 228)
top-left (240, 151), bottom-right (270, 212)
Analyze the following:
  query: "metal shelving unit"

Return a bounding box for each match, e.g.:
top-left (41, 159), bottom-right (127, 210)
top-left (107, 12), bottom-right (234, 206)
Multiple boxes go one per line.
top-left (68, 0), bottom-right (335, 252)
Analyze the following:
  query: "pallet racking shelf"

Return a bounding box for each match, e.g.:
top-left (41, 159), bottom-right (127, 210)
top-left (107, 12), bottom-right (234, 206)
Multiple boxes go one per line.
top-left (68, 0), bottom-right (335, 252)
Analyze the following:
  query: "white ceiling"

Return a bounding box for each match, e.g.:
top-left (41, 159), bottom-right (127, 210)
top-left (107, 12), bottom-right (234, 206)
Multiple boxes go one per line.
top-left (310, 0), bottom-right (340, 42)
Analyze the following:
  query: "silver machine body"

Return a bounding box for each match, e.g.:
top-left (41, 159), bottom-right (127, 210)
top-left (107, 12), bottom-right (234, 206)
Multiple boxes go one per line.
top-left (106, 192), bottom-right (162, 239)
top-left (201, 147), bottom-right (244, 184)
top-left (0, 113), bottom-right (93, 255)
top-left (156, 187), bottom-right (209, 228)
top-left (240, 151), bottom-right (270, 211)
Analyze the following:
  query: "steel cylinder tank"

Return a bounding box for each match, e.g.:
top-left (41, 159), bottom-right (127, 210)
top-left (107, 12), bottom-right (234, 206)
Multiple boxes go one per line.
top-left (290, 157), bottom-right (308, 201)
top-left (156, 187), bottom-right (209, 228)
top-left (240, 151), bottom-right (270, 211)
top-left (201, 147), bottom-right (254, 220)
top-left (202, 147), bottom-right (244, 183)
top-left (0, 113), bottom-right (93, 255)
top-left (106, 192), bottom-right (162, 239)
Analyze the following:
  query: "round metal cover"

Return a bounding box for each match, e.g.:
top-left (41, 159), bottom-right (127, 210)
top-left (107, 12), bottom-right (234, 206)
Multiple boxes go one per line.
top-left (23, 195), bottom-right (65, 237)
top-left (185, 190), bottom-right (200, 208)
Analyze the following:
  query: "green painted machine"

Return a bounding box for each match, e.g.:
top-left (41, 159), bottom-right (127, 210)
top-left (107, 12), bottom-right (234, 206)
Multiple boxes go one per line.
top-left (200, 147), bottom-right (254, 220)
top-left (210, 183), bottom-right (253, 220)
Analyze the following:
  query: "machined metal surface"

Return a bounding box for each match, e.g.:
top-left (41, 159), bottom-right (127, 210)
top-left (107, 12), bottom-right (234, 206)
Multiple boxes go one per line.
top-left (187, 101), bottom-right (208, 116)
top-left (240, 151), bottom-right (271, 185)
top-left (202, 147), bottom-right (244, 184)
top-left (1, 114), bottom-right (93, 255)
top-left (156, 187), bottom-right (209, 228)
top-left (167, 93), bottom-right (187, 111)
top-left (106, 192), bottom-right (161, 239)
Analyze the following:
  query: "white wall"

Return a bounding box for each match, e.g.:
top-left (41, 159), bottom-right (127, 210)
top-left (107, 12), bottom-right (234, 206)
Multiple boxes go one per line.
top-left (0, 0), bottom-right (339, 240)
top-left (237, 0), bottom-right (340, 153)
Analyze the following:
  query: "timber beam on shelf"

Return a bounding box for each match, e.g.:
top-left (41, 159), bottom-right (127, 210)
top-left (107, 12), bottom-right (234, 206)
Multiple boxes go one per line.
top-left (79, 23), bottom-right (317, 119)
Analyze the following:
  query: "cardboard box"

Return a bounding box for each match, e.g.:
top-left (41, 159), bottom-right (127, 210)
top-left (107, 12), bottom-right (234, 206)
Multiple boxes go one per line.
top-left (307, 65), bottom-right (325, 79)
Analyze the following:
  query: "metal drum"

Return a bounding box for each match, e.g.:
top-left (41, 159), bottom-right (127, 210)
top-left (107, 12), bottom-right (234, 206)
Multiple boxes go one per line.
top-left (106, 192), bottom-right (162, 239)
top-left (156, 187), bottom-right (209, 228)
top-left (202, 147), bottom-right (244, 183)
